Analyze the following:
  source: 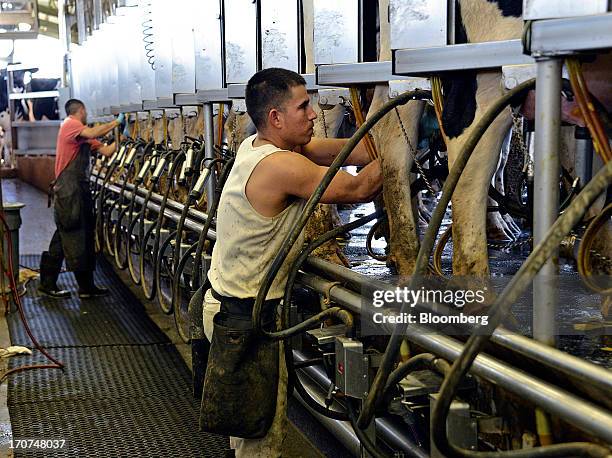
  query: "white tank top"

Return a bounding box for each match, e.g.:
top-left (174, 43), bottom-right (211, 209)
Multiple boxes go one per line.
top-left (208, 134), bottom-right (306, 300)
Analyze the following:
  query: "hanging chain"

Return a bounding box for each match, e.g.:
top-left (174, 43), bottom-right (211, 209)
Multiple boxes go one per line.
top-left (320, 105), bottom-right (329, 139)
top-left (394, 106), bottom-right (437, 196)
top-left (511, 111), bottom-right (532, 175)
top-left (487, 236), bottom-right (533, 251)
top-left (230, 111), bottom-right (238, 153)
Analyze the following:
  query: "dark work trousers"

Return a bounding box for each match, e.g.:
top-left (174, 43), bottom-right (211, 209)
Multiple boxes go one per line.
top-left (40, 143), bottom-right (97, 292)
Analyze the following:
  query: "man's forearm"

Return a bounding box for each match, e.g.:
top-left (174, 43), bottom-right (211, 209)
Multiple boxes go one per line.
top-left (346, 137), bottom-right (373, 166)
top-left (89, 121), bottom-right (119, 138)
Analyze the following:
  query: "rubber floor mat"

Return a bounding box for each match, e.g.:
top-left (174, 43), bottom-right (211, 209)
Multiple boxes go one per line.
top-left (7, 255), bottom-right (229, 457)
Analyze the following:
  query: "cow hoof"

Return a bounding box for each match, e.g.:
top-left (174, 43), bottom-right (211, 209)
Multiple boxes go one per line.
top-left (502, 214), bottom-right (522, 237)
top-left (487, 212), bottom-right (516, 242)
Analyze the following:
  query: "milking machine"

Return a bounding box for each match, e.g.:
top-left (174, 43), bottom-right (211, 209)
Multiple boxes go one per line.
top-left (80, 0), bottom-right (612, 456)
top-left (91, 76), bottom-right (612, 456)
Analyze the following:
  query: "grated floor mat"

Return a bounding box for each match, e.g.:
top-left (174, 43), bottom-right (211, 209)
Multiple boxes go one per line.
top-left (7, 255), bottom-right (229, 457)
top-left (7, 345), bottom-right (191, 403)
top-left (9, 396), bottom-right (228, 458)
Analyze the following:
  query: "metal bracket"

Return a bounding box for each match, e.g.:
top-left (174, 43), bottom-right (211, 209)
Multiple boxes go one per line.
top-left (317, 88), bottom-right (350, 107)
top-left (430, 393), bottom-right (478, 456)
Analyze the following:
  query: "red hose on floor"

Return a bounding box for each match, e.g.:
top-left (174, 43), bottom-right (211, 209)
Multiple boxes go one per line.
top-left (0, 211), bottom-right (63, 382)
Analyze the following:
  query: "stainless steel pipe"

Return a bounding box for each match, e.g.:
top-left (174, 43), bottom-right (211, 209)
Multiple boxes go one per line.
top-left (533, 58), bottom-right (562, 346)
top-left (305, 257), bottom-right (612, 394)
top-left (296, 272), bottom-right (612, 444)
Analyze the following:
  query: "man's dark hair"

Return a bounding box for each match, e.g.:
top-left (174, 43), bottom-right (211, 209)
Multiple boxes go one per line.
top-left (245, 68), bottom-right (306, 130)
top-left (65, 98), bottom-right (85, 116)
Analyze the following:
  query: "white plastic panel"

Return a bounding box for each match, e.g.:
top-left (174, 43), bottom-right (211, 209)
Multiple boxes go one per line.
top-left (524, 0), bottom-right (609, 20)
top-left (109, 15), bottom-right (130, 106)
top-left (194, 0), bottom-right (223, 90)
top-left (171, 0), bottom-right (196, 94)
top-left (99, 22), bottom-right (120, 110)
top-left (390, 0), bottom-right (447, 49)
top-left (153, 0), bottom-right (173, 98)
top-left (261, 0), bottom-right (299, 71)
top-left (313, 0), bottom-right (359, 64)
top-left (224, 0), bottom-right (258, 84)
top-left (120, 5), bottom-right (143, 104)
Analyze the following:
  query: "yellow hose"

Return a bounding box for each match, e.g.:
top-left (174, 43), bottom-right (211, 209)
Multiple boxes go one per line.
top-left (431, 76), bottom-right (448, 146)
top-left (535, 408), bottom-right (553, 446)
top-left (577, 203), bottom-right (612, 295)
top-left (566, 58), bottom-right (611, 163)
top-left (349, 87), bottom-right (379, 161)
top-left (217, 103), bottom-right (225, 148)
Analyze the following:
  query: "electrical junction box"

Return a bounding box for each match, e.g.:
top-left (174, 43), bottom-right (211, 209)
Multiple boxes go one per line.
top-left (335, 336), bottom-right (369, 399)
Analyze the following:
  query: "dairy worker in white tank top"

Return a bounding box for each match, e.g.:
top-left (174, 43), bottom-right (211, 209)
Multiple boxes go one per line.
top-left (204, 68), bottom-right (382, 458)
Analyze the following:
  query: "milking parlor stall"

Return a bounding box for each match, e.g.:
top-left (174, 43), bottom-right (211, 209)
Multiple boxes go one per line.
top-left (0, 1), bottom-right (610, 457)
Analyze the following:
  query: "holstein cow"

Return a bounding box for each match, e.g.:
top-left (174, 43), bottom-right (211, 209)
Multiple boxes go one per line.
top-left (445, 0), bottom-right (611, 277)
top-left (366, 0), bottom-right (425, 276)
top-left (0, 68), bottom-right (27, 163)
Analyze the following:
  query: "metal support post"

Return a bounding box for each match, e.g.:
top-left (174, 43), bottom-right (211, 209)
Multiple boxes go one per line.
top-left (533, 58), bottom-right (562, 346)
top-left (203, 103), bottom-right (216, 205)
top-left (75, 0), bottom-right (87, 44)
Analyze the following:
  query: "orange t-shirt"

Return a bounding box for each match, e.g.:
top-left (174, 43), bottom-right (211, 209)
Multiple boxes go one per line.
top-left (54, 116), bottom-right (102, 178)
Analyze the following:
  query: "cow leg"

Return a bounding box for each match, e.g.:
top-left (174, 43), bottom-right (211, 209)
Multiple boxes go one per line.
top-left (448, 73), bottom-right (512, 277)
top-left (369, 85), bottom-right (423, 276)
top-left (486, 127), bottom-right (520, 241)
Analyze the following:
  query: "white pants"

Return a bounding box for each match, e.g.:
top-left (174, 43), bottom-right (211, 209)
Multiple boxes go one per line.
top-left (203, 290), bottom-right (288, 458)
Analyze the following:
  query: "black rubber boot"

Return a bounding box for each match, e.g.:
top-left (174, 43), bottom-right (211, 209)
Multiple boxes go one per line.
top-left (74, 270), bottom-right (109, 299)
top-left (38, 251), bottom-right (70, 299)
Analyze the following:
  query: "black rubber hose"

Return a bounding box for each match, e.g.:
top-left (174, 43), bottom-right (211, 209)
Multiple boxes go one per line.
top-left (366, 215), bottom-right (389, 262)
top-left (141, 151), bottom-right (185, 300)
top-left (357, 79), bottom-right (537, 429)
top-left (128, 149), bottom-right (165, 285)
top-left (95, 141), bottom-right (131, 249)
top-left (172, 240), bottom-right (199, 343)
top-left (114, 144), bottom-right (150, 269)
top-left (252, 89), bottom-right (432, 337)
top-left (431, 160), bottom-right (612, 458)
top-left (188, 156), bottom-right (235, 289)
top-left (346, 399), bottom-right (390, 458)
top-left (282, 212), bottom-right (384, 421)
top-left (156, 154), bottom-right (216, 314)
top-left (104, 142), bottom-right (143, 255)
top-left (279, 210), bottom-right (384, 340)
top-left (178, 157), bottom-right (225, 283)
